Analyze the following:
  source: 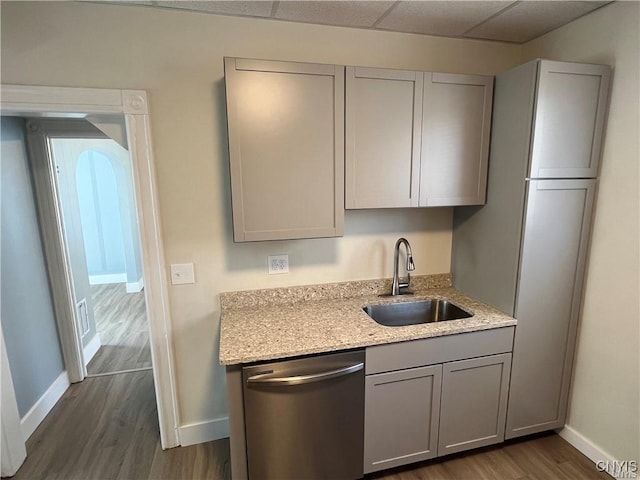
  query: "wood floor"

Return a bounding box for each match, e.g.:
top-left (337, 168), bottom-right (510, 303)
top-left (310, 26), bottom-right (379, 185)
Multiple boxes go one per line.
top-left (12, 367), bottom-right (608, 480)
top-left (87, 283), bottom-right (151, 375)
top-left (368, 434), bottom-right (611, 480)
top-left (12, 371), bottom-right (231, 480)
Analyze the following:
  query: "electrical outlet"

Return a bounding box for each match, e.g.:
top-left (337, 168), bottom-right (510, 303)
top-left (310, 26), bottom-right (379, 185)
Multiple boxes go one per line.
top-left (268, 255), bottom-right (289, 275)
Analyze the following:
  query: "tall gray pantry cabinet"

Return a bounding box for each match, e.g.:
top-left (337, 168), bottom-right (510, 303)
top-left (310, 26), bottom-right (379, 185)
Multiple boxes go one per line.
top-left (452, 60), bottom-right (610, 439)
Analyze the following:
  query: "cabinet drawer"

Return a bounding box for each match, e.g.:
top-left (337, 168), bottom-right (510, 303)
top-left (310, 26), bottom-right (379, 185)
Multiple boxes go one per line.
top-left (366, 326), bottom-right (514, 374)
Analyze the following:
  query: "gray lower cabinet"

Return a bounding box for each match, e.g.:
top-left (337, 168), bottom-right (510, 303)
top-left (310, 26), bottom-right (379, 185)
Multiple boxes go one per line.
top-left (364, 327), bottom-right (514, 473)
top-left (438, 353), bottom-right (511, 456)
top-left (363, 365), bottom-right (442, 474)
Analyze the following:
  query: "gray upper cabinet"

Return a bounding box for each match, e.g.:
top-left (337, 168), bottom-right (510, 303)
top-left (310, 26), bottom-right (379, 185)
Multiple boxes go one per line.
top-left (530, 61), bottom-right (610, 179)
top-left (224, 58), bottom-right (345, 241)
top-left (420, 73), bottom-right (494, 207)
top-left (225, 58), bottom-right (495, 239)
top-left (345, 68), bottom-right (494, 209)
top-left (345, 67), bottom-right (422, 209)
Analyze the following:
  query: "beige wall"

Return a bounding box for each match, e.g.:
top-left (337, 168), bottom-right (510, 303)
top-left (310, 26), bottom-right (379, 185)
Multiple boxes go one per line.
top-left (0, 2), bottom-right (522, 429)
top-left (523, 2), bottom-right (640, 462)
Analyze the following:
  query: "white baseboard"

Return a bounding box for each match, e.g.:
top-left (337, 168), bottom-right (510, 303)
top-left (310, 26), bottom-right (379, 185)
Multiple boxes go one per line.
top-left (179, 417), bottom-right (229, 447)
top-left (83, 332), bottom-right (101, 365)
top-left (89, 274), bottom-right (126, 285)
top-left (558, 425), bottom-right (636, 479)
top-left (20, 371), bottom-right (70, 442)
top-left (126, 277), bottom-right (144, 293)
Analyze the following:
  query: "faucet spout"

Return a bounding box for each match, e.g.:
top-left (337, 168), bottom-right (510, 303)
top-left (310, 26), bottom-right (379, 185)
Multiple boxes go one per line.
top-left (392, 237), bottom-right (415, 296)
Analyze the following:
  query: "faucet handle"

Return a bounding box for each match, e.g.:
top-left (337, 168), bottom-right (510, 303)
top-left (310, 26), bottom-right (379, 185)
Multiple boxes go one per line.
top-left (398, 273), bottom-right (413, 293)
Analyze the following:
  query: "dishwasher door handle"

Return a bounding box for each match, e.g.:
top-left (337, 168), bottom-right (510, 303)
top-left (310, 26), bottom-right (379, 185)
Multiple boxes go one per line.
top-left (246, 362), bottom-right (364, 386)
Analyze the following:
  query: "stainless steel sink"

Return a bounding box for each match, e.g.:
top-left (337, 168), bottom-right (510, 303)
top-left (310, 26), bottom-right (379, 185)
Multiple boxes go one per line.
top-left (364, 299), bottom-right (473, 327)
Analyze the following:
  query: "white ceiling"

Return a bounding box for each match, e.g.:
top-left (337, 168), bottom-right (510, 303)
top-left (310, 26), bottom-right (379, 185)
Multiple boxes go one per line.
top-left (111, 1), bottom-right (613, 44)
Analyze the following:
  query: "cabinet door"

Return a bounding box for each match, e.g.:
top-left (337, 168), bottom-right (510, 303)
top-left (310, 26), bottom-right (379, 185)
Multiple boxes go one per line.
top-left (438, 353), bottom-right (511, 456)
top-left (506, 179), bottom-right (596, 439)
top-left (530, 61), bottom-right (610, 179)
top-left (364, 364), bottom-right (442, 473)
top-left (224, 58), bottom-right (344, 241)
top-left (420, 73), bottom-right (493, 207)
top-left (345, 67), bottom-right (422, 209)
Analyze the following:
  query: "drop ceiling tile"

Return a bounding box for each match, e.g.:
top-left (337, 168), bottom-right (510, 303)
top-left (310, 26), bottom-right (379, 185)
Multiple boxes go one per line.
top-left (274, 1), bottom-right (395, 28)
top-left (85, 0), bottom-right (155, 4)
top-left (465, 1), bottom-right (610, 43)
top-left (153, 1), bottom-right (274, 18)
top-left (377, 1), bottom-right (513, 36)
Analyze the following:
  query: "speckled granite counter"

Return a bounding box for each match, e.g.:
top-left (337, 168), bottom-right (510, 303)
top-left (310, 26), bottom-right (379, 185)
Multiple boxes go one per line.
top-left (219, 274), bottom-right (516, 365)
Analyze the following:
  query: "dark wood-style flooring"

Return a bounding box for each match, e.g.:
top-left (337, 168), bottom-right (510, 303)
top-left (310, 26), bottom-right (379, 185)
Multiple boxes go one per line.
top-left (368, 434), bottom-right (610, 480)
top-left (87, 283), bottom-right (151, 375)
top-left (12, 368), bottom-right (608, 480)
top-left (12, 371), bottom-right (231, 480)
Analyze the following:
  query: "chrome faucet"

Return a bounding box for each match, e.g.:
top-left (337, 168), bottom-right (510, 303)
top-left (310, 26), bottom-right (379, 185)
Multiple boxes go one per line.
top-left (391, 237), bottom-right (415, 296)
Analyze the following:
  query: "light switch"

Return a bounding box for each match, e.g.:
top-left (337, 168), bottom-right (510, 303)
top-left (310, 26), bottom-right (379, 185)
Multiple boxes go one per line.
top-left (171, 263), bottom-right (195, 285)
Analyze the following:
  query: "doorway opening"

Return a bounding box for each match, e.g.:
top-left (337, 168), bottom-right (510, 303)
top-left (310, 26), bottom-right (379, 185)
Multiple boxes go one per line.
top-left (1, 86), bottom-right (179, 475)
top-left (49, 136), bottom-right (151, 376)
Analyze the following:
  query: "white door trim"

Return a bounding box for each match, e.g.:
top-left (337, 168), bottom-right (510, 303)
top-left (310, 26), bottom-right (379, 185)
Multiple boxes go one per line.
top-left (1, 328), bottom-right (27, 477)
top-left (1, 84), bottom-right (180, 449)
top-left (23, 119), bottom-right (88, 383)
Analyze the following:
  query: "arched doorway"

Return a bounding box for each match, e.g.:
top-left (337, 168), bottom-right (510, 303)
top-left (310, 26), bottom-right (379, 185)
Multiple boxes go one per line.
top-left (52, 138), bottom-right (150, 376)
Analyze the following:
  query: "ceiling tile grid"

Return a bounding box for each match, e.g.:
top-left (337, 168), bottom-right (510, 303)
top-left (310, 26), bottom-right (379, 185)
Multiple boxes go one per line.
top-left (275, 1), bottom-right (395, 28)
top-left (464, 0), bottom-right (611, 43)
top-left (153, 1), bottom-right (274, 17)
top-left (92, 0), bottom-right (614, 44)
top-left (377, 1), bottom-right (513, 36)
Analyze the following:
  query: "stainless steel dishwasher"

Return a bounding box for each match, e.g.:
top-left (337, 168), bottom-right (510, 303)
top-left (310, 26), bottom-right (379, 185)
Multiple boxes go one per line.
top-left (242, 349), bottom-right (365, 480)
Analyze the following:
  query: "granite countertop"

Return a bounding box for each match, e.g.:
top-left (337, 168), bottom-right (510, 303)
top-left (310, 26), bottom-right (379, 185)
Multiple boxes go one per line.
top-left (219, 274), bottom-right (516, 365)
